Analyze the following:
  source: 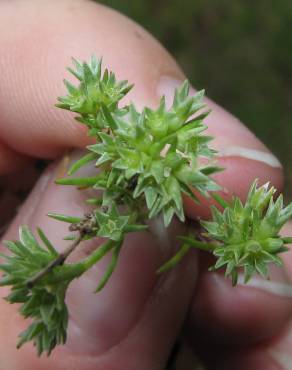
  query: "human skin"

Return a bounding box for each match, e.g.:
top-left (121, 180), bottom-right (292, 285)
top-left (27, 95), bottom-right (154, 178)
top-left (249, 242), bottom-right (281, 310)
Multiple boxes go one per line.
top-left (0, 0), bottom-right (291, 369)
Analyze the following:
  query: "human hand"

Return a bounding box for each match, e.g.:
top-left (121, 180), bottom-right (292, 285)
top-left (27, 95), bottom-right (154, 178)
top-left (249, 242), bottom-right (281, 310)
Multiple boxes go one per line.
top-left (0, 1), bottom-right (291, 369)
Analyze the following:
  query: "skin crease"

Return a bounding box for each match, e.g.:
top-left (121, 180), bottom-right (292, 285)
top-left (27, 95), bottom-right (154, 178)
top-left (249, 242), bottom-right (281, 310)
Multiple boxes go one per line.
top-left (0, 0), bottom-right (291, 369)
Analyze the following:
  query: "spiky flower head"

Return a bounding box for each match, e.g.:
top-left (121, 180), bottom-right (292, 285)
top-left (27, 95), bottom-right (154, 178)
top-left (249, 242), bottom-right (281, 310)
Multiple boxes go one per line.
top-left (202, 181), bottom-right (292, 285)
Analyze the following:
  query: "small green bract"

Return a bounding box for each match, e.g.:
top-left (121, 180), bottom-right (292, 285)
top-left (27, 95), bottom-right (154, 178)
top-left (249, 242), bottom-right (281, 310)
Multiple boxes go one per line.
top-left (0, 56), bottom-right (290, 356)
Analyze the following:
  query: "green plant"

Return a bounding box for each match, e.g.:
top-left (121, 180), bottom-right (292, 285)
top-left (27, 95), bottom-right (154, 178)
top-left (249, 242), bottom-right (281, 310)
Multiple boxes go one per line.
top-left (0, 56), bottom-right (291, 356)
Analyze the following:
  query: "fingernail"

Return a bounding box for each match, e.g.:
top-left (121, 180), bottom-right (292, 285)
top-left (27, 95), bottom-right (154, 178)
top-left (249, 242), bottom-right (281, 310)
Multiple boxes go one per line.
top-left (157, 77), bottom-right (282, 169)
top-left (237, 275), bottom-right (292, 298)
top-left (216, 147), bottom-right (282, 168)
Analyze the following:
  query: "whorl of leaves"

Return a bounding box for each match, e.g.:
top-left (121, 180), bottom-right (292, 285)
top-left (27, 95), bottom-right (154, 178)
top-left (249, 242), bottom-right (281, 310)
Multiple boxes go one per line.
top-left (202, 181), bottom-right (292, 285)
top-left (0, 227), bottom-right (69, 355)
top-left (56, 55), bottom-right (133, 135)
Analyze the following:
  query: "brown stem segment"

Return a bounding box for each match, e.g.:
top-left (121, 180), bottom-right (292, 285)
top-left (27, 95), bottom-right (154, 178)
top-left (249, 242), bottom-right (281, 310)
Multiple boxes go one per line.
top-left (26, 233), bottom-right (83, 289)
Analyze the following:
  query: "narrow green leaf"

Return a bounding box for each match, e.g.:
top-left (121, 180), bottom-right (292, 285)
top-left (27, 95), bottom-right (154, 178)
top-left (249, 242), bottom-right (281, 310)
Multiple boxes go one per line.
top-left (19, 226), bottom-right (40, 251)
top-left (101, 104), bottom-right (117, 130)
top-left (201, 166), bottom-right (224, 176)
top-left (68, 152), bottom-right (97, 175)
top-left (145, 187), bottom-right (158, 209)
top-left (63, 235), bottom-right (77, 241)
top-left (37, 228), bottom-right (58, 257)
top-left (55, 175), bottom-right (102, 187)
top-left (80, 240), bottom-right (115, 271)
top-left (63, 79), bottom-right (78, 94)
top-left (95, 242), bottom-right (122, 292)
top-left (0, 275), bottom-right (18, 286)
top-left (86, 198), bottom-right (102, 205)
top-left (211, 193), bottom-right (229, 209)
top-left (157, 244), bottom-right (190, 273)
top-left (244, 264), bottom-right (255, 283)
top-left (47, 213), bottom-right (81, 224)
top-left (163, 206), bottom-right (175, 227)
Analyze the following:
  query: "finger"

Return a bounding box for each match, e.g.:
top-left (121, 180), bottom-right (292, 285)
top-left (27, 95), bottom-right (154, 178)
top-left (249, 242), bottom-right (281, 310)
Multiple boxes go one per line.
top-left (0, 151), bottom-right (198, 370)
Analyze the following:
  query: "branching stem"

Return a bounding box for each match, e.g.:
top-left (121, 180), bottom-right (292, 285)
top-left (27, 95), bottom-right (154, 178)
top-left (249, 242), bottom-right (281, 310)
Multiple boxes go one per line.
top-left (26, 233), bottom-right (83, 288)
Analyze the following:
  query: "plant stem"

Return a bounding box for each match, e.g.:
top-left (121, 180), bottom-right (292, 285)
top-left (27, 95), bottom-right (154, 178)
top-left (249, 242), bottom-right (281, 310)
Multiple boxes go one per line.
top-left (178, 236), bottom-right (217, 251)
top-left (81, 239), bottom-right (116, 270)
top-left (157, 243), bottom-right (191, 274)
top-left (26, 233), bottom-right (83, 288)
top-left (94, 240), bottom-right (122, 292)
top-left (42, 239), bottom-right (116, 285)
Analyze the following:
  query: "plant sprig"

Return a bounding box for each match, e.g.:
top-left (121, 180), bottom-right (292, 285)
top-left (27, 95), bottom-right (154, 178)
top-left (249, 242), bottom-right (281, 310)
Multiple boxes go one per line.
top-left (0, 56), bottom-right (290, 356)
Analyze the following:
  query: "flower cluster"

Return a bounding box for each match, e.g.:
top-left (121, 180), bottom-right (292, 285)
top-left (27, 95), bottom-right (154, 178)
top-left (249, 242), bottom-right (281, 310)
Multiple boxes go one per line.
top-left (201, 181), bottom-right (292, 284)
top-left (59, 57), bottom-right (220, 226)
